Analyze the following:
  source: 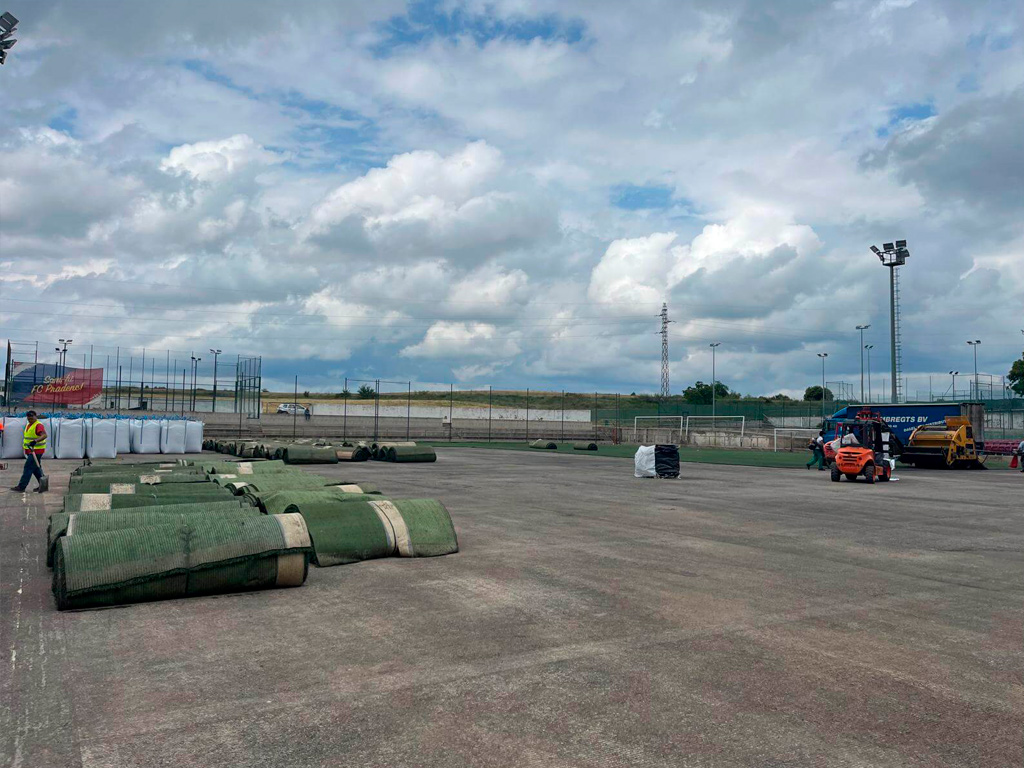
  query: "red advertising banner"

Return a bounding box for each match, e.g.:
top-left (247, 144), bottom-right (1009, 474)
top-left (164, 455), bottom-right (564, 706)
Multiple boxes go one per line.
top-left (10, 362), bottom-right (104, 406)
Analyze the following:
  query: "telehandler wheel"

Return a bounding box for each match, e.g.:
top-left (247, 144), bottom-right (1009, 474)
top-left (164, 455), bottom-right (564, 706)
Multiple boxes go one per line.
top-left (863, 462), bottom-right (876, 484)
top-left (830, 465), bottom-right (842, 482)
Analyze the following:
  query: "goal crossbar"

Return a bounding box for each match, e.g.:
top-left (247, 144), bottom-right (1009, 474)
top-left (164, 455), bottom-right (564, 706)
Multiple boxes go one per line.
top-left (632, 416), bottom-right (683, 442)
top-left (772, 428), bottom-right (820, 452)
top-left (684, 415), bottom-right (745, 441)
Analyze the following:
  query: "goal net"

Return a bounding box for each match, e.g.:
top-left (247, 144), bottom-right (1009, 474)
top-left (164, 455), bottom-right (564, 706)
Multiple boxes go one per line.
top-left (772, 428), bottom-right (820, 452)
top-left (632, 416), bottom-right (684, 443)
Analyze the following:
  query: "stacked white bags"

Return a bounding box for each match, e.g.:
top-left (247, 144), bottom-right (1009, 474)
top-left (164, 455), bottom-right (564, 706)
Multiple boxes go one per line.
top-left (184, 420), bottom-right (204, 453)
top-left (130, 419), bottom-right (162, 454)
top-left (160, 420), bottom-right (186, 454)
top-left (85, 419), bottom-right (118, 459)
top-left (1, 417), bottom-right (26, 459)
top-left (54, 418), bottom-right (86, 459)
top-left (114, 419), bottom-right (131, 454)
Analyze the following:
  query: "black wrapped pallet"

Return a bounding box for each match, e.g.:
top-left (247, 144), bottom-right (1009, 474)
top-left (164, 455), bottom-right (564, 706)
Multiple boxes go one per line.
top-left (654, 445), bottom-right (680, 478)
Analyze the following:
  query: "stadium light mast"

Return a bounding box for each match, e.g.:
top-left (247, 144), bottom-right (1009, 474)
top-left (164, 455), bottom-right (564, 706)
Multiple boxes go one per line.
top-left (210, 349), bottom-right (222, 413)
top-left (817, 352), bottom-right (828, 422)
top-left (870, 240), bottom-right (909, 403)
top-left (709, 343), bottom-right (721, 421)
top-left (967, 340), bottom-right (981, 399)
top-left (0, 12), bottom-right (18, 66)
top-left (856, 325), bottom-right (870, 402)
top-left (949, 370), bottom-right (959, 400)
top-left (865, 345), bottom-right (874, 403)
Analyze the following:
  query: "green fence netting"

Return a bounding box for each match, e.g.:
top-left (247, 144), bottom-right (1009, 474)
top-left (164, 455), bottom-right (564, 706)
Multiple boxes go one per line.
top-left (52, 513), bottom-right (312, 610)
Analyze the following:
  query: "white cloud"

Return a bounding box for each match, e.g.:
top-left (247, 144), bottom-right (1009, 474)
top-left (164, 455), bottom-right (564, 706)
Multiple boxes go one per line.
top-left (160, 134), bottom-right (284, 182)
top-left (400, 322), bottom-right (522, 359)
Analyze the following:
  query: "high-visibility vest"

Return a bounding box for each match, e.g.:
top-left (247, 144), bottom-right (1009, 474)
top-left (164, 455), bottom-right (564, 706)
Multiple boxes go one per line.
top-left (23, 421), bottom-right (46, 454)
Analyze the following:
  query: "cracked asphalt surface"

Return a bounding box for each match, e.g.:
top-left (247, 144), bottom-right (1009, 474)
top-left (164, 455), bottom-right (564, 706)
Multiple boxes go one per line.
top-left (2, 449), bottom-right (1021, 767)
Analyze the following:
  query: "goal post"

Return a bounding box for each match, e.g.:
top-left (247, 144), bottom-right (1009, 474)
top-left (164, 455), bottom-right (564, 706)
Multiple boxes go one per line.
top-left (684, 415), bottom-right (745, 442)
top-left (772, 428), bottom-right (820, 452)
top-left (632, 416), bottom-right (684, 443)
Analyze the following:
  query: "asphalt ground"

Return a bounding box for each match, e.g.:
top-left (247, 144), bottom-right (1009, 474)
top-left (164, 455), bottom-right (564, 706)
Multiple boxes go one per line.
top-left (1, 449), bottom-right (1021, 768)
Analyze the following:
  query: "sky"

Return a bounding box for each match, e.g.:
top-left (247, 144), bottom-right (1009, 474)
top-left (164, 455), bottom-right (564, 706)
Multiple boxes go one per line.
top-left (1, 0), bottom-right (1022, 397)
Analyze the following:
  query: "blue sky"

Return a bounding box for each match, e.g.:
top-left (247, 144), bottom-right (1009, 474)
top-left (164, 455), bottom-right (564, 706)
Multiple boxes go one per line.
top-left (1, 0), bottom-right (1022, 398)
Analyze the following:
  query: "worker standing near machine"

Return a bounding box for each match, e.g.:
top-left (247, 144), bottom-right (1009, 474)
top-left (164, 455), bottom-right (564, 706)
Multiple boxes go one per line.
top-left (10, 411), bottom-right (48, 493)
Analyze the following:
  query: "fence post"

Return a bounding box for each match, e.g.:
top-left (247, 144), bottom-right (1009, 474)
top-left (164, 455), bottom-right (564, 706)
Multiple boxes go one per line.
top-left (526, 388), bottom-right (530, 442)
top-left (374, 380), bottom-right (380, 442)
top-left (343, 377), bottom-right (348, 442)
top-left (293, 375), bottom-right (298, 439)
top-left (407, 381), bottom-right (411, 440)
top-left (448, 383), bottom-right (453, 442)
top-left (615, 392), bottom-right (620, 444)
top-left (488, 385), bottom-right (492, 443)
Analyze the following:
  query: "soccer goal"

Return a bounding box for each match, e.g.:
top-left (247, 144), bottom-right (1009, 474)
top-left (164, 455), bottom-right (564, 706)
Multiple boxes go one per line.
top-left (684, 416), bottom-right (746, 442)
top-left (772, 428), bottom-right (820, 452)
top-left (632, 416), bottom-right (684, 443)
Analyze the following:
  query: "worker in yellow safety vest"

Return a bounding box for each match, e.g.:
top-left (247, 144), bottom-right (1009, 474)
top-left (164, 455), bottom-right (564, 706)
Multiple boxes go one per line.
top-left (11, 411), bottom-right (47, 493)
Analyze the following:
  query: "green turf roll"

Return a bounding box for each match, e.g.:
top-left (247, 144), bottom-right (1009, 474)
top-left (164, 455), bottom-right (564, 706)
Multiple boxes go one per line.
top-left (72, 461), bottom-right (185, 476)
top-left (282, 500), bottom-right (393, 566)
top-left (529, 439), bottom-right (557, 449)
top-left (223, 474), bottom-right (336, 495)
top-left (47, 502), bottom-right (259, 567)
top-left (282, 445), bottom-right (339, 464)
top-left (335, 445), bottom-right (370, 461)
top-left (52, 514), bottom-right (312, 610)
top-left (380, 499), bottom-right (459, 557)
top-left (386, 445), bottom-right (437, 463)
top-left (573, 442), bottom-right (598, 451)
top-left (256, 489), bottom-right (385, 516)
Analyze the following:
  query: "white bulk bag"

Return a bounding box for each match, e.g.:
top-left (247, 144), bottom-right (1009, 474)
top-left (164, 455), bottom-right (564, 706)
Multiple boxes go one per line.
top-left (55, 418), bottom-right (86, 459)
top-left (184, 420), bottom-right (204, 453)
top-left (1, 417), bottom-right (26, 458)
top-left (130, 419), bottom-right (162, 454)
top-left (40, 418), bottom-right (58, 459)
top-left (160, 420), bottom-right (186, 454)
top-left (85, 419), bottom-right (118, 459)
top-left (114, 419), bottom-right (131, 454)
top-left (634, 445), bottom-right (657, 478)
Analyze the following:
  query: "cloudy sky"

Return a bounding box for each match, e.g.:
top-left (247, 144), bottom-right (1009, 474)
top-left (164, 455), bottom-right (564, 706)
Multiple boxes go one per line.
top-left (1, 0), bottom-right (1022, 397)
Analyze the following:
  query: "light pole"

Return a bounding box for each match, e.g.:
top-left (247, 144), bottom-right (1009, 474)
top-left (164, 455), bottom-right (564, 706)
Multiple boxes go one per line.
top-left (210, 349), bottom-right (222, 413)
top-left (190, 356), bottom-right (202, 411)
top-left (817, 353), bottom-right (828, 422)
top-left (709, 342), bottom-right (721, 422)
top-left (865, 345), bottom-right (874, 403)
top-left (870, 241), bottom-right (909, 402)
top-left (949, 371), bottom-right (959, 400)
top-left (856, 325), bottom-right (870, 402)
top-left (967, 340), bottom-right (981, 399)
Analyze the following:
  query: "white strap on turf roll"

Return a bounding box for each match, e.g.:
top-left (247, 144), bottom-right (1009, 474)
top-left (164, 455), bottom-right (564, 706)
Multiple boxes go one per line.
top-left (110, 484), bottom-right (135, 494)
top-left (237, 463), bottom-right (254, 475)
top-left (159, 463), bottom-right (176, 468)
top-left (66, 514), bottom-right (77, 535)
top-left (216, 474), bottom-right (237, 479)
top-left (139, 475), bottom-right (161, 484)
top-left (369, 500), bottom-right (412, 556)
top-left (274, 513), bottom-right (312, 549)
top-left (80, 494), bottom-right (112, 511)
top-left (336, 484), bottom-right (363, 493)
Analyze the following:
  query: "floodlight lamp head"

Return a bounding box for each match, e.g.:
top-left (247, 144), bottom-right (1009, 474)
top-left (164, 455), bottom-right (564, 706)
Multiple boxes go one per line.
top-left (0, 12), bottom-right (17, 33)
top-left (870, 245), bottom-right (881, 255)
top-left (883, 242), bottom-right (894, 251)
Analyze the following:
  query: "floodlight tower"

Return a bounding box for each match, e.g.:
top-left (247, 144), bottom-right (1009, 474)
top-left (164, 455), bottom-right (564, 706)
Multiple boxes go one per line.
top-left (869, 240), bottom-right (910, 403)
top-left (0, 12), bottom-right (18, 66)
top-left (659, 303), bottom-right (673, 397)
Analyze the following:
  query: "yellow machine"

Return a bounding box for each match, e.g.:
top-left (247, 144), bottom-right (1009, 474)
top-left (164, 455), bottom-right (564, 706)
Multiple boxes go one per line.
top-left (900, 416), bottom-right (981, 468)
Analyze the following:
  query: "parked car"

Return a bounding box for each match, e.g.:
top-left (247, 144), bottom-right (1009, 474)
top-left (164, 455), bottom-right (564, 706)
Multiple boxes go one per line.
top-left (277, 403), bottom-right (308, 415)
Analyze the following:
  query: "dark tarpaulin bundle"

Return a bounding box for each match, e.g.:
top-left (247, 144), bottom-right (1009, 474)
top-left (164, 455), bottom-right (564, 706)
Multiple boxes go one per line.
top-left (283, 498), bottom-right (458, 566)
top-left (386, 445), bottom-right (437, 463)
top-left (52, 514), bottom-right (312, 611)
top-left (654, 444), bottom-right (681, 478)
top-left (529, 440), bottom-right (557, 450)
top-left (573, 442), bottom-right (598, 451)
top-left (256, 489), bottom-right (384, 516)
top-left (282, 445), bottom-right (340, 465)
top-left (46, 502), bottom-right (258, 567)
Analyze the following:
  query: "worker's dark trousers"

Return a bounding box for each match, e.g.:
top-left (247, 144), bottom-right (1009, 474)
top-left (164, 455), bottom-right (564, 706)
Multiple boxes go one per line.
top-left (17, 453), bottom-right (43, 489)
top-left (806, 448), bottom-right (825, 469)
